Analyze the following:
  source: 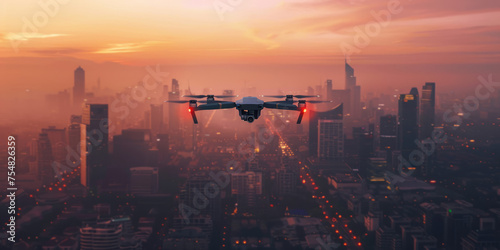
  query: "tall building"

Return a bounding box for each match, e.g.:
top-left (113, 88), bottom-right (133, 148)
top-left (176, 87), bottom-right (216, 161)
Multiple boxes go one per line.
top-left (231, 171), bottom-right (262, 207)
top-left (398, 88), bottom-right (419, 162)
top-left (150, 104), bottom-right (164, 138)
top-left (326, 79), bottom-right (333, 100)
top-left (309, 104), bottom-right (344, 160)
top-left (73, 66), bottom-right (85, 109)
top-left (380, 115), bottom-right (397, 151)
top-left (130, 166), bottom-right (159, 194)
top-left (420, 82), bottom-right (436, 139)
top-left (181, 174), bottom-right (222, 222)
top-left (80, 223), bottom-right (122, 250)
top-left (444, 207), bottom-right (474, 250)
top-left (345, 61), bottom-right (356, 89)
top-left (169, 79), bottom-right (180, 133)
top-left (276, 169), bottom-right (297, 195)
top-left (157, 133), bottom-right (169, 165)
top-left (37, 133), bottom-right (54, 185)
top-left (345, 61), bottom-right (361, 118)
top-left (41, 126), bottom-right (66, 172)
top-left (113, 129), bottom-right (152, 183)
top-left (81, 104), bottom-right (108, 188)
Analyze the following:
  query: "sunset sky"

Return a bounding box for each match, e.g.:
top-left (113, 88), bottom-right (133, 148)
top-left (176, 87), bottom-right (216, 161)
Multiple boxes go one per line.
top-left (1, 0), bottom-right (499, 106)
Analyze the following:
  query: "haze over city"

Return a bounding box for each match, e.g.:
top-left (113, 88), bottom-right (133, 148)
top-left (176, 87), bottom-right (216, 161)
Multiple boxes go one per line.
top-left (1, 1), bottom-right (500, 250)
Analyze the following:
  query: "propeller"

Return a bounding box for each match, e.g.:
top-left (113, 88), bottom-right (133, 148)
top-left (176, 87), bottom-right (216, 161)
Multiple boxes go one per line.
top-left (294, 100), bottom-right (332, 104)
top-left (165, 100), bottom-right (191, 103)
top-left (183, 95), bottom-right (238, 99)
top-left (262, 95), bottom-right (320, 99)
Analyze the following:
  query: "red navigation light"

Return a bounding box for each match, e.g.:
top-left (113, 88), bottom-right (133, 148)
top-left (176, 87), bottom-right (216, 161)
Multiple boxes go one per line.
top-left (303, 108), bottom-right (307, 113)
top-left (188, 108), bottom-right (192, 113)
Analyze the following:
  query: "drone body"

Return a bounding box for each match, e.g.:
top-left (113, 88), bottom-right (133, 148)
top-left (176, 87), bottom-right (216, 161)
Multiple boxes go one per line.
top-left (167, 94), bottom-right (328, 124)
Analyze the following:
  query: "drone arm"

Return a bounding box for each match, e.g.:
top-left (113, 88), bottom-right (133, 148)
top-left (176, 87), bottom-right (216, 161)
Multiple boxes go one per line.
top-left (297, 108), bottom-right (306, 124)
top-left (189, 108), bottom-right (198, 124)
top-left (196, 102), bottom-right (236, 110)
top-left (263, 102), bottom-right (298, 110)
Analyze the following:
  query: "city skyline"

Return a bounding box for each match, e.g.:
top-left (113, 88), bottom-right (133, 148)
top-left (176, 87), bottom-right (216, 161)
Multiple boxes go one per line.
top-left (1, 0), bottom-right (500, 110)
top-left (1, 2), bottom-right (500, 250)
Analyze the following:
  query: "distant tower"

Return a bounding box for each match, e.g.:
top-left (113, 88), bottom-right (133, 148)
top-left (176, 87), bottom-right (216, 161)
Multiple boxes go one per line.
top-left (81, 104), bottom-right (108, 188)
top-left (309, 104), bottom-right (344, 160)
top-left (345, 61), bottom-right (356, 89)
top-left (380, 115), bottom-right (397, 151)
top-left (326, 79), bottom-right (333, 100)
top-left (73, 66), bottom-right (85, 109)
top-left (37, 133), bottom-right (53, 185)
top-left (345, 61), bottom-right (361, 118)
top-left (398, 89), bottom-right (419, 162)
top-left (150, 104), bottom-right (164, 139)
top-left (169, 79), bottom-right (180, 133)
top-left (420, 82), bottom-right (436, 139)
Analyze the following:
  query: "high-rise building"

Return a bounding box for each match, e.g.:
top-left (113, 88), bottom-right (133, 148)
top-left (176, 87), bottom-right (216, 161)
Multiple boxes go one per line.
top-left (345, 61), bottom-right (356, 89)
top-left (375, 227), bottom-right (397, 250)
top-left (73, 66), bottom-right (85, 109)
top-left (462, 230), bottom-right (500, 250)
top-left (181, 174), bottom-right (222, 222)
top-left (421, 82), bottom-right (436, 139)
top-left (169, 79), bottom-right (180, 133)
top-left (113, 129), bottom-right (152, 183)
top-left (380, 115), bottom-right (397, 150)
top-left (444, 207), bottom-right (474, 250)
top-left (157, 133), bottom-right (169, 165)
top-left (42, 126), bottom-right (66, 172)
top-left (309, 104), bottom-right (344, 160)
top-left (37, 133), bottom-right (53, 185)
top-left (326, 79), bottom-right (333, 100)
top-left (81, 104), bottom-right (108, 188)
top-left (276, 169), bottom-right (297, 195)
top-left (231, 171), bottom-right (262, 207)
top-left (398, 88), bottom-right (419, 162)
top-left (150, 104), bottom-right (164, 139)
top-left (130, 166), bottom-right (159, 194)
top-left (80, 223), bottom-right (122, 250)
top-left (345, 61), bottom-right (361, 118)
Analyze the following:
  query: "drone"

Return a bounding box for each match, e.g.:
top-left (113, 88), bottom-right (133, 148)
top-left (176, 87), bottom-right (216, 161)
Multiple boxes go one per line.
top-left (166, 94), bottom-right (330, 124)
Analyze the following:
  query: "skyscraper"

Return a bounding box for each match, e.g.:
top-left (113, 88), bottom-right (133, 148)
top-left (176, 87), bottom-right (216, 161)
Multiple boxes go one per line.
top-left (80, 223), bottom-right (122, 250)
top-left (420, 82), bottom-right (436, 139)
top-left (380, 115), bottom-right (397, 150)
top-left (130, 167), bottom-right (159, 194)
top-left (150, 104), bottom-right (164, 138)
top-left (37, 133), bottom-right (53, 185)
top-left (73, 66), bottom-right (85, 109)
top-left (345, 61), bottom-right (361, 118)
top-left (398, 88), bottom-right (419, 162)
top-left (231, 171), bottom-right (262, 207)
top-left (81, 104), bottom-right (108, 188)
top-left (309, 104), bottom-right (344, 160)
top-left (345, 61), bottom-right (356, 89)
top-left (326, 79), bottom-right (333, 100)
top-left (41, 126), bottom-right (66, 171)
top-left (169, 79), bottom-right (180, 133)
